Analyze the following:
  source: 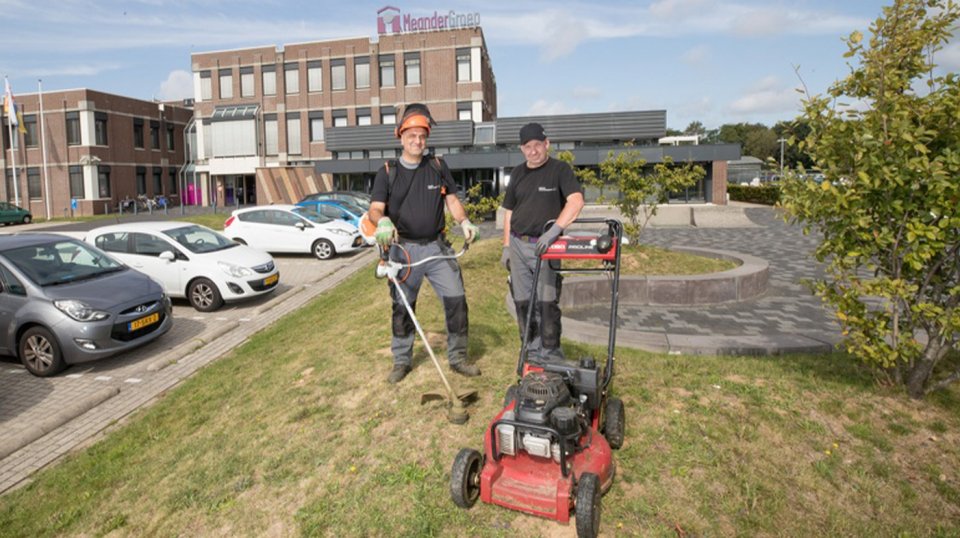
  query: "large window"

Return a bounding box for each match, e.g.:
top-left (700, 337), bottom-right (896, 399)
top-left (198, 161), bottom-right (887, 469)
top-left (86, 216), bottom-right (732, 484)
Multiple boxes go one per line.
top-left (331, 59), bottom-right (346, 91)
top-left (150, 120), bottom-right (160, 150)
top-left (66, 112), bottom-right (81, 146)
top-left (356, 107), bottom-right (371, 126)
top-left (136, 167), bottom-right (147, 195)
top-left (27, 168), bottom-right (41, 199)
top-left (307, 61), bottom-right (322, 92)
top-left (200, 71), bottom-right (212, 101)
top-left (286, 112), bottom-right (301, 155)
top-left (458, 102), bottom-right (472, 121)
top-left (219, 68), bottom-right (233, 99)
top-left (209, 104), bottom-right (258, 157)
top-left (166, 124), bottom-right (175, 151)
top-left (379, 54), bottom-right (395, 87)
top-left (133, 118), bottom-right (144, 148)
top-left (169, 168), bottom-right (178, 194)
top-left (284, 63), bottom-right (299, 94)
top-left (264, 114), bottom-right (278, 155)
top-left (355, 56), bottom-right (370, 89)
top-left (309, 111), bottom-right (324, 142)
top-left (262, 65), bottom-right (276, 96)
top-left (23, 115), bottom-right (37, 147)
top-left (240, 66), bottom-right (255, 97)
top-left (404, 52), bottom-right (420, 86)
top-left (94, 112), bottom-right (108, 145)
top-left (456, 48), bottom-right (472, 82)
top-left (332, 110), bottom-right (348, 127)
top-left (97, 165), bottom-right (111, 198)
top-left (69, 165), bottom-right (84, 199)
top-left (153, 167), bottom-right (163, 194)
top-left (380, 106), bottom-right (396, 125)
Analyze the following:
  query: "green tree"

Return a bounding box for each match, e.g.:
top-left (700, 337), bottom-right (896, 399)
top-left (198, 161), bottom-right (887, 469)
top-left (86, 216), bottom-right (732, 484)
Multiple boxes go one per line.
top-left (564, 145), bottom-right (703, 244)
top-left (719, 122), bottom-right (777, 162)
top-left (773, 119), bottom-right (814, 169)
top-left (779, 0), bottom-right (960, 398)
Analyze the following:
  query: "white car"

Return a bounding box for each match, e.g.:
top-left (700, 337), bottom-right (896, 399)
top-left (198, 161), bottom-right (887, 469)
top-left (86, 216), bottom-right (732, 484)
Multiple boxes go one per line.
top-left (85, 222), bottom-right (279, 312)
top-left (223, 204), bottom-right (363, 260)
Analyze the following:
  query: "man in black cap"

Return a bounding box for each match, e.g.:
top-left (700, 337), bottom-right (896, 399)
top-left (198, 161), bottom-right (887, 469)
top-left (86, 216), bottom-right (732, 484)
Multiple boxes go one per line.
top-left (368, 103), bottom-right (481, 383)
top-left (501, 122), bottom-right (584, 361)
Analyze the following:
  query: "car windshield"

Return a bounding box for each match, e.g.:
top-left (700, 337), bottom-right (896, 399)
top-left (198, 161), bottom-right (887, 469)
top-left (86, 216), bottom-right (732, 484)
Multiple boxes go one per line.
top-left (1, 239), bottom-right (124, 286)
top-left (291, 207), bottom-right (334, 224)
top-left (339, 202), bottom-right (364, 216)
top-left (163, 225), bottom-right (239, 254)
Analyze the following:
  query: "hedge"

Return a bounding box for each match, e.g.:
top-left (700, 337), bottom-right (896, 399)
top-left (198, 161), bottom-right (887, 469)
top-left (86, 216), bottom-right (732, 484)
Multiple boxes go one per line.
top-left (727, 184), bottom-right (781, 205)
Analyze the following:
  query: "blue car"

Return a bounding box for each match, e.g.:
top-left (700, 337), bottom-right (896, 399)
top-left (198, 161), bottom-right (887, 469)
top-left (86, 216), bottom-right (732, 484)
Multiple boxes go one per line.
top-left (295, 200), bottom-right (364, 228)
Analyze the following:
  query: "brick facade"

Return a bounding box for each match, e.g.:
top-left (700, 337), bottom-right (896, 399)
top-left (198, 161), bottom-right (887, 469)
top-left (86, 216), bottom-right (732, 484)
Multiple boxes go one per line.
top-left (1, 89), bottom-right (191, 216)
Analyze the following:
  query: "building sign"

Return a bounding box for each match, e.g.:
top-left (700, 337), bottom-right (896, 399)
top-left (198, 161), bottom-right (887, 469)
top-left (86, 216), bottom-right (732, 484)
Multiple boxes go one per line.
top-left (377, 5), bottom-right (480, 35)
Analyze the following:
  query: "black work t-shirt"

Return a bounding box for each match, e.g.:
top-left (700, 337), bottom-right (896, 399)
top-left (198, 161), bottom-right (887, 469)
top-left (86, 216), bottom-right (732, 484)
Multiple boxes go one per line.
top-left (502, 157), bottom-right (582, 236)
top-left (371, 158), bottom-right (458, 240)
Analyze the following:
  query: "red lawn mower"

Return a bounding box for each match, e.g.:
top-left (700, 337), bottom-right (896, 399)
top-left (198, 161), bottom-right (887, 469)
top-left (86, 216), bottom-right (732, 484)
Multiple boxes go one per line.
top-left (450, 218), bottom-right (625, 538)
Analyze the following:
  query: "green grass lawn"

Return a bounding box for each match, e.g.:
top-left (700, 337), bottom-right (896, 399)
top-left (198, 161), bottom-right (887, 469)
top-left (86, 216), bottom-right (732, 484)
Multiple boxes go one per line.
top-left (1, 239), bottom-right (958, 537)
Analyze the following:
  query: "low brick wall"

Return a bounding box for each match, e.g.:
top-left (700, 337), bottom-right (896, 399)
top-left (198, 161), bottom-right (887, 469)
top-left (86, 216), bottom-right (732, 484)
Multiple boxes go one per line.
top-left (558, 246), bottom-right (768, 307)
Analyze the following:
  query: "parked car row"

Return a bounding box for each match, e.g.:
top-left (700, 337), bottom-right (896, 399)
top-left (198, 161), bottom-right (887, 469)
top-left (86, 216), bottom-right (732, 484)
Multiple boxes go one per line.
top-left (0, 199), bottom-right (367, 377)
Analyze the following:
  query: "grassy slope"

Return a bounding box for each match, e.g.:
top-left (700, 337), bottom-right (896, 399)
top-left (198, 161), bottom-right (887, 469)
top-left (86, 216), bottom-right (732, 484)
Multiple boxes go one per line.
top-left (0, 239), bottom-right (958, 537)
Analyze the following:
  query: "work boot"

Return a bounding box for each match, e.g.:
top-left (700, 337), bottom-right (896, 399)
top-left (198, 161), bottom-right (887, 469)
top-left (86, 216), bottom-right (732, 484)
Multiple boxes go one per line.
top-left (387, 364), bottom-right (411, 384)
top-left (450, 361), bottom-right (481, 377)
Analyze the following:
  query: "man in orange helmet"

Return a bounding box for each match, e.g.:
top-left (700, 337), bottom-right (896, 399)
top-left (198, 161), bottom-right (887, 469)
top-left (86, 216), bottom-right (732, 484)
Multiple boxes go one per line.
top-left (367, 103), bottom-right (481, 384)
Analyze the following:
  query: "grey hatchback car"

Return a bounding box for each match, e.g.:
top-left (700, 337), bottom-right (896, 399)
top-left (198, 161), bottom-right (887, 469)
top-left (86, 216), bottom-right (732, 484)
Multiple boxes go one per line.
top-left (0, 233), bottom-right (173, 376)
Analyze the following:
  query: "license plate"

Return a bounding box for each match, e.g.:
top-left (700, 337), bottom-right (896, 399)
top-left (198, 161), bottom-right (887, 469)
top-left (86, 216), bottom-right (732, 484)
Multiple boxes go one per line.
top-left (263, 273), bottom-right (279, 286)
top-left (128, 312), bottom-right (160, 331)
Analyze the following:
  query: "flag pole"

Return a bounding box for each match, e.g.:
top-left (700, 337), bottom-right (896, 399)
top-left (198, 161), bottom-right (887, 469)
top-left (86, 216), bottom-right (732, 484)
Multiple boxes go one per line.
top-left (39, 79), bottom-right (51, 219)
top-left (3, 76), bottom-right (21, 206)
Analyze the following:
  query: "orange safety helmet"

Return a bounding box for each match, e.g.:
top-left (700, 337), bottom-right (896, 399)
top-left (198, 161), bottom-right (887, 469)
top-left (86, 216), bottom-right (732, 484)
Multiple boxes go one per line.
top-left (394, 103), bottom-right (437, 138)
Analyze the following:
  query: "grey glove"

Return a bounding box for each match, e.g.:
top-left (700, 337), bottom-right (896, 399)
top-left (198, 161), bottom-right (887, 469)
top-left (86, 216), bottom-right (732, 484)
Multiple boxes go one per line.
top-left (500, 246), bottom-right (510, 271)
top-left (535, 224), bottom-right (563, 255)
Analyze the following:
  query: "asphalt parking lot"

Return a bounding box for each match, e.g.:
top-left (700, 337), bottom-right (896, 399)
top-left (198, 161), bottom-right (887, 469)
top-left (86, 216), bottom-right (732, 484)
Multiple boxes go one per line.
top-left (0, 225), bottom-right (376, 492)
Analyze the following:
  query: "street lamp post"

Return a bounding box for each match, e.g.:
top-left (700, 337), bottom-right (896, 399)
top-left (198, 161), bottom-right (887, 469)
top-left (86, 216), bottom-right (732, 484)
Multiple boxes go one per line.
top-left (778, 137), bottom-right (786, 179)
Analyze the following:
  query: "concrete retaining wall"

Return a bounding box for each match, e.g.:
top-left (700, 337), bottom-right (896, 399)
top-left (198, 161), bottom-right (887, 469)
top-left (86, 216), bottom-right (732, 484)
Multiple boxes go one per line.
top-left (558, 246), bottom-right (768, 307)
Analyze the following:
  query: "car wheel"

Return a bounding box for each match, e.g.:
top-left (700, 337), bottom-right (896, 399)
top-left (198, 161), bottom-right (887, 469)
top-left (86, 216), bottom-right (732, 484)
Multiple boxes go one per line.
top-left (188, 278), bottom-right (223, 312)
top-left (312, 239), bottom-right (334, 260)
top-left (21, 215), bottom-right (32, 224)
top-left (575, 473), bottom-right (601, 538)
top-left (19, 326), bottom-right (66, 377)
top-left (603, 397), bottom-right (625, 449)
top-left (232, 238), bottom-right (247, 245)
top-left (450, 448), bottom-right (483, 509)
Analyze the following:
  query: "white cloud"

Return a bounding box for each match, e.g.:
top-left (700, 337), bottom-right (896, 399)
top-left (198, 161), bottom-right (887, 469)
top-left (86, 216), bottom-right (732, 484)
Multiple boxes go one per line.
top-left (572, 86), bottom-right (602, 99)
top-left (526, 99), bottom-right (581, 116)
top-left (681, 45), bottom-right (710, 65)
top-left (157, 70), bottom-right (193, 101)
top-left (935, 41), bottom-right (960, 71)
top-left (728, 76), bottom-right (802, 116)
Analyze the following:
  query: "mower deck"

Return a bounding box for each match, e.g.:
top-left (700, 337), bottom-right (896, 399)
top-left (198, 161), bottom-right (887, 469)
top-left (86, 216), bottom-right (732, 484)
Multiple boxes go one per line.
top-left (479, 406), bottom-right (615, 522)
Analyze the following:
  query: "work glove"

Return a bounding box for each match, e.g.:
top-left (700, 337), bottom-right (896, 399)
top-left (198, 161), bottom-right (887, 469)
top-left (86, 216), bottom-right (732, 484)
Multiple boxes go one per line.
top-left (500, 246), bottom-right (511, 271)
top-left (535, 224), bottom-right (563, 255)
top-left (375, 217), bottom-right (397, 248)
top-left (460, 219), bottom-right (480, 244)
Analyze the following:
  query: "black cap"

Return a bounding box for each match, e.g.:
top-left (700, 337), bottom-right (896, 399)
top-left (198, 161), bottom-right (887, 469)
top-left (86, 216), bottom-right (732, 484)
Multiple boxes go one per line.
top-left (519, 122), bottom-right (547, 145)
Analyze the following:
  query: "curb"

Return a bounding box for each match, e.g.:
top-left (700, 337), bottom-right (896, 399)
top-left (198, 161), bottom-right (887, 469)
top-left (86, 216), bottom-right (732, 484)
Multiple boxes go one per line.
top-left (0, 386), bottom-right (120, 460)
top-left (145, 321), bottom-right (240, 372)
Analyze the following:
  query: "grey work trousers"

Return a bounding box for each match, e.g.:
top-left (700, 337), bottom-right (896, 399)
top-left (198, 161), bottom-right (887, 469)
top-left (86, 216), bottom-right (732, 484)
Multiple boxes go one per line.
top-left (508, 235), bottom-right (564, 360)
top-left (388, 240), bottom-right (469, 367)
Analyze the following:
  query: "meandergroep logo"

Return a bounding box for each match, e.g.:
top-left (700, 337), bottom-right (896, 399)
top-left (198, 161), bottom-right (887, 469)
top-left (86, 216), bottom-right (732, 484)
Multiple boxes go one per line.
top-left (378, 6), bottom-right (402, 34)
top-left (377, 5), bottom-right (480, 35)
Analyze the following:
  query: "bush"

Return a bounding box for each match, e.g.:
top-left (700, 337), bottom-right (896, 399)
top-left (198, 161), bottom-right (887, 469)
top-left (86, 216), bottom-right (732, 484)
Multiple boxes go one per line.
top-left (727, 183), bottom-right (781, 205)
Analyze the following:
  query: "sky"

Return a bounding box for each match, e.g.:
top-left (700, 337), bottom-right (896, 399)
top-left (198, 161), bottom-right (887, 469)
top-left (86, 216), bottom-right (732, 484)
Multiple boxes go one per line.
top-left (1, 0), bottom-right (958, 131)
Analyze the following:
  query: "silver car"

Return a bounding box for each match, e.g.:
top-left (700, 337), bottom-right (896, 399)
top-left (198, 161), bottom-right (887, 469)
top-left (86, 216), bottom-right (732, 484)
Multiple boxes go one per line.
top-left (0, 233), bottom-right (172, 376)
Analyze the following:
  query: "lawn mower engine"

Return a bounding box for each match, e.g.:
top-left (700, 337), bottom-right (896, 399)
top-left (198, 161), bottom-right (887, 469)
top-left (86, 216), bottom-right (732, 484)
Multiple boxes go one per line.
top-left (499, 371), bottom-right (582, 462)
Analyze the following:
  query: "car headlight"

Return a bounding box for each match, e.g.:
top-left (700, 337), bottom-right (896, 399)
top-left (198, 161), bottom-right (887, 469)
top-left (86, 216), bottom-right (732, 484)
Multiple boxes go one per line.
top-left (329, 228), bottom-right (352, 236)
top-left (218, 261), bottom-right (254, 278)
top-left (54, 300), bottom-right (110, 322)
